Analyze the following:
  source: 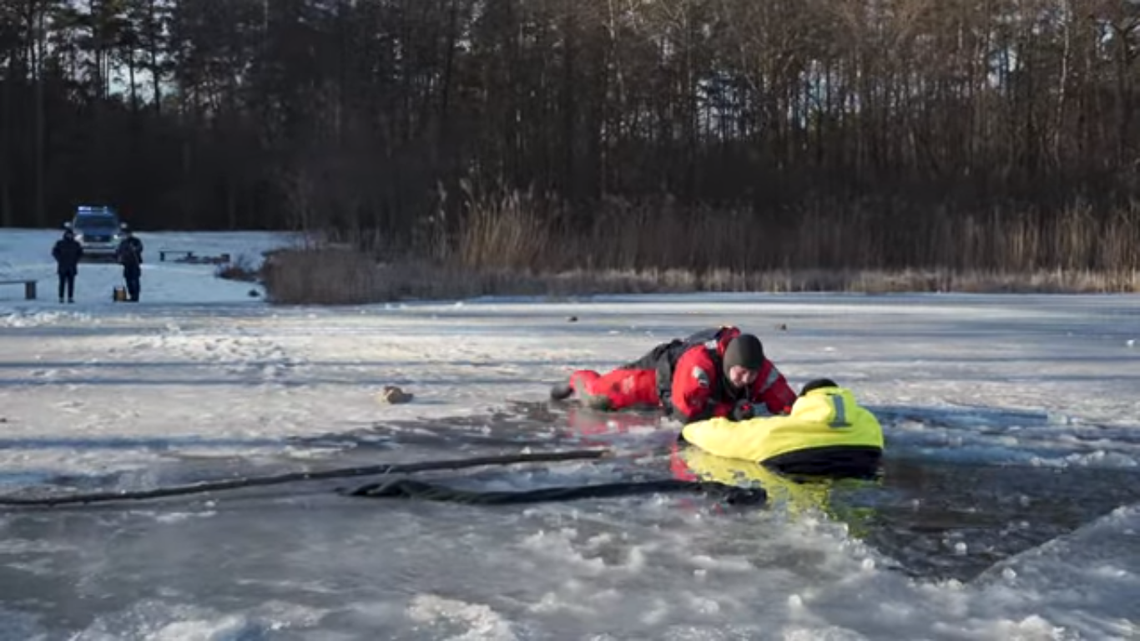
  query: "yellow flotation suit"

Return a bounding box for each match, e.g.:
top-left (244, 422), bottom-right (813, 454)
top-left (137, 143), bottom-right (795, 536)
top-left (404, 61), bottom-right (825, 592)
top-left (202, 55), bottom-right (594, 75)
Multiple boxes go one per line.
top-left (680, 385), bottom-right (884, 464)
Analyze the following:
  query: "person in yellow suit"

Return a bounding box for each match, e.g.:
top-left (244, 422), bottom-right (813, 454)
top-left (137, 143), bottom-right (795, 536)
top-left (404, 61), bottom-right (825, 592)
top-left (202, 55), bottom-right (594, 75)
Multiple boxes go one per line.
top-left (675, 378), bottom-right (884, 523)
top-left (679, 377), bottom-right (884, 476)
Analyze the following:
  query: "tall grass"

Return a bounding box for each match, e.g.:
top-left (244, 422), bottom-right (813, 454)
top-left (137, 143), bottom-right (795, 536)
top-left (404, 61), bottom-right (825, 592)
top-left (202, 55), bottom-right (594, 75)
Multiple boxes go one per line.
top-left (263, 194), bottom-right (1140, 304)
top-left (450, 193), bottom-right (1139, 275)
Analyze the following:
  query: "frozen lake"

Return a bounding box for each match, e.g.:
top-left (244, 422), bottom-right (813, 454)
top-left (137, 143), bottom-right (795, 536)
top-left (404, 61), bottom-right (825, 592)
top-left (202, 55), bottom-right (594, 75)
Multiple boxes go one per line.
top-left (1, 228), bottom-right (1138, 639)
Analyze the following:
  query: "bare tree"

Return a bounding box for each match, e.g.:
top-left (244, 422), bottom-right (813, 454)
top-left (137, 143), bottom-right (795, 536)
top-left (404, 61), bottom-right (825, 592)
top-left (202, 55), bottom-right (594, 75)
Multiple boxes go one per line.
top-left (0, 0), bottom-right (1134, 276)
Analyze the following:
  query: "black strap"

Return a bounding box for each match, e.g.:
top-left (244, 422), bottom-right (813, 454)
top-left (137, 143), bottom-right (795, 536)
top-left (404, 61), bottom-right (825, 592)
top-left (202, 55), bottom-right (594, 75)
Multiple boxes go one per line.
top-left (0, 449), bottom-right (611, 508)
top-left (341, 478), bottom-right (767, 506)
top-left (656, 328), bottom-right (731, 416)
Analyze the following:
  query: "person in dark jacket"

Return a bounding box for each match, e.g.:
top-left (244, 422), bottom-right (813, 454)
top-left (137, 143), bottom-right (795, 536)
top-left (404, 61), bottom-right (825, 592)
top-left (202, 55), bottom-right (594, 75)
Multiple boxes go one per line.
top-left (51, 229), bottom-right (84, 303)
top-left (115, 226), bottom-right (144, 302)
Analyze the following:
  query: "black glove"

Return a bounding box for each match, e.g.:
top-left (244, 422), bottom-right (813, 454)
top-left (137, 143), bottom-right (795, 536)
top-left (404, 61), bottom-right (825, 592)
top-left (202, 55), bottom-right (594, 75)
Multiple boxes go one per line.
top-left (732, 399), bottom-right (755, 421)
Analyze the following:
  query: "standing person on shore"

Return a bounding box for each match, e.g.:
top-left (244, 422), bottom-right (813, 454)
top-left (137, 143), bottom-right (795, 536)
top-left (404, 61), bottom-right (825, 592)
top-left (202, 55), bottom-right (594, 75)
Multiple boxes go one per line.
top-left (51, 228), bottom-right (84, 303)
top-left (115, 226), bottom-right (145, 302)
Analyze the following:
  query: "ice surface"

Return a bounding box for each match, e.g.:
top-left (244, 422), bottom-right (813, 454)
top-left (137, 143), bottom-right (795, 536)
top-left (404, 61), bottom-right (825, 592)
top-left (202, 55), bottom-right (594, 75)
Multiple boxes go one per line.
top-left (1, 227), bottom-right (1139, 639)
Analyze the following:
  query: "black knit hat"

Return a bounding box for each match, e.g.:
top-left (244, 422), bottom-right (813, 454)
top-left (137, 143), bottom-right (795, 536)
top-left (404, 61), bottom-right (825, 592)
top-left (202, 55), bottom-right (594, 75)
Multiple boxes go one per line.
top-left (722, 334), bottom-right (764, 379)
top-left (801, 378), bottom-right (839, 395)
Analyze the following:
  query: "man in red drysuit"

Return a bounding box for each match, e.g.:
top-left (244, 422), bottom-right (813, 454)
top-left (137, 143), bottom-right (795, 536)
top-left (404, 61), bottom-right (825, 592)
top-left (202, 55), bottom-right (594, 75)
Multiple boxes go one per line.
top-left (551, 326), bottom-right (797, 424)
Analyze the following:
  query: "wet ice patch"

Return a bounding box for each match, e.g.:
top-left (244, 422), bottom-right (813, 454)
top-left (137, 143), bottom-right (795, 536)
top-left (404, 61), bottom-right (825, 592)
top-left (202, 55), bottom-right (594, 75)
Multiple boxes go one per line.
top-left (877, 404), bottom-right (1140, 469)
top-left (0, 309), bottom-right (96, 328)
top-left (780, 625), bottom-right (871, 641)
top-left (928, 615), bottom-right (1072, 640)
top-left (74, 599), bottom-right (327, 640)
top-left (151, 511), bottom-right (218, 525)
top-left (517, 525), bottom-right (651, 578)
top-left (969, 503), bottom-right (1140, 639)
top-left (0, 606), bottom-right (46, 641)
top-left (407, 594), bottom-right (518, 641)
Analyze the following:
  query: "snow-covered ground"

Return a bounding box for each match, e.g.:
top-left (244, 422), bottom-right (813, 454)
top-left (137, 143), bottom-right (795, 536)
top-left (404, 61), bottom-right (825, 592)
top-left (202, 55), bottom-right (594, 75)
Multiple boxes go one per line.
top-left (1, 227), bottom-right (1139, 640)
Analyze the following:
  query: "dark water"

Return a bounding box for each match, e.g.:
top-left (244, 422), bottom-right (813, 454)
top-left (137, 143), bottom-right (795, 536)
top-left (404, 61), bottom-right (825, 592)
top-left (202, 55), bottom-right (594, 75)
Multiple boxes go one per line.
top-left (831, 458), bottom-right (1140, 580)
top-left (313, 400), bottom-right (1140, 583)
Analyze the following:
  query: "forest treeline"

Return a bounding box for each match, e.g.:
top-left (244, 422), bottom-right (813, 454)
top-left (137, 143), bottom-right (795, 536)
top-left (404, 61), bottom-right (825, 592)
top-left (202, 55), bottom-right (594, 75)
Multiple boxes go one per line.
top-left (2, 0), bottom-right (1137, 276)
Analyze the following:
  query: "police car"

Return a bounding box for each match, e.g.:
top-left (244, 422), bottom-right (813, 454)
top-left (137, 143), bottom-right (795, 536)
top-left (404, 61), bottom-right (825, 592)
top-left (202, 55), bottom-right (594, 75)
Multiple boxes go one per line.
top-left (68, 205), bottom-right (123, 259)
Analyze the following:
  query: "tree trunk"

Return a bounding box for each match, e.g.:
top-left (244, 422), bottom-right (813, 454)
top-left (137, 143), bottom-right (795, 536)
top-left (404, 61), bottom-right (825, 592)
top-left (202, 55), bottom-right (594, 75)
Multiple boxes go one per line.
top-left (149, 0), bottom-right (161, 114)
top-left (33, 0), bottom-right (45, 227)
top-left (0, 52), bottom-right (11, 227)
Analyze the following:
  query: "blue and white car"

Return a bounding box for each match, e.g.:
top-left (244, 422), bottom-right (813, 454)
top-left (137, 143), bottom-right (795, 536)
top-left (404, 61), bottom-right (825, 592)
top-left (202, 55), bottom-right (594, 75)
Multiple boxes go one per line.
top-left (68, 206), bottom-right (123, 259)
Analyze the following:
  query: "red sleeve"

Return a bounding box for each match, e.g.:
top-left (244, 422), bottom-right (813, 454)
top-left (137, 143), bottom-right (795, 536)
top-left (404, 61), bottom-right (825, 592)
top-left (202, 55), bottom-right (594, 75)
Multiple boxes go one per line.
top-left (669, 347), bottom-right (716, 422)
top-left (751, 360), bottom-right (796, 415)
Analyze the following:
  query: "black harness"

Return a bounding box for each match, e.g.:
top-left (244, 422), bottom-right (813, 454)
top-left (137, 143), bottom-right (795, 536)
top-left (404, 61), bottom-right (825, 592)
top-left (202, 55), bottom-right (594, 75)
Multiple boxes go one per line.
top-left (623, 328), bottom-right (737, 418)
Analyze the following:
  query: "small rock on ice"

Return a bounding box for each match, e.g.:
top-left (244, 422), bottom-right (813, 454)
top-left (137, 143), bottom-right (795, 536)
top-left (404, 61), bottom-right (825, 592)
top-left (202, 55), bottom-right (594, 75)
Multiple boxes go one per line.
top-left (377, 385), bottom-right (414, 404)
